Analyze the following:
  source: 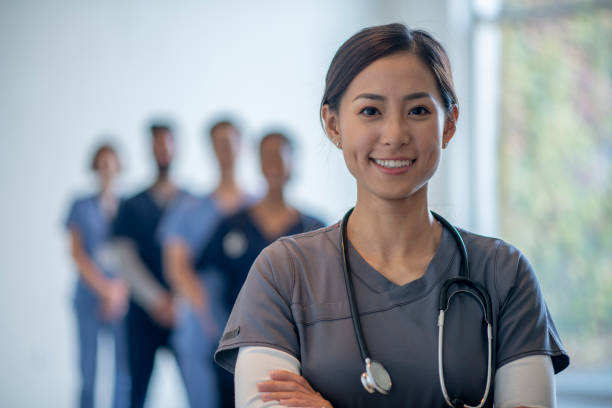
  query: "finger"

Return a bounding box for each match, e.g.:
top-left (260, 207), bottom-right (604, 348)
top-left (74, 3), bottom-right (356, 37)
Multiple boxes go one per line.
top-left (257, 380), bottom-right (305, 393)
top-left (269, 370), bottom-right (315, 392)
top-left (261, 392), bottom-right (314, 404)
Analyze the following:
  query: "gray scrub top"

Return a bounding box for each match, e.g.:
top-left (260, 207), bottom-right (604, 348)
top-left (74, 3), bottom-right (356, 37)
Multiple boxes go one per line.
top-left (216, 222), bottom-right (569, 407)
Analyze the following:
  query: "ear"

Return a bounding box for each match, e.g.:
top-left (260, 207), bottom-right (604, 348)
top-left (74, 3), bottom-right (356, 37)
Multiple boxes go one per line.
top-left (442, 105), bottom-right (459, 149)
top-left (321, 104), bottom-right (342, 149)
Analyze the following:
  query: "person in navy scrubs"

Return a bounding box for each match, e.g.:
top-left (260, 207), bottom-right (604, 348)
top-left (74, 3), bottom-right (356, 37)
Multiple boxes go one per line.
top-left (111, 123), bottom-right (190, 408)
top-left (65, 143), bottom-right (130, 408)
top-left (194, 131), bottom-right (325, 407)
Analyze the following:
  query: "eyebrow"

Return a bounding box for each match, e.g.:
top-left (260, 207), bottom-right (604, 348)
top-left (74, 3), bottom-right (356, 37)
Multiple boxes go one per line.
top-left (352, 92), bottom-right (432, 102)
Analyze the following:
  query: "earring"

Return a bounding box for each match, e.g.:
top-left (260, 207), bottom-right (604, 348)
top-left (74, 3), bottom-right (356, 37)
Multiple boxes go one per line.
top-left (442, 141), bottom-right (448, 149)
top-left (334, 140), bottom-right (342, 149)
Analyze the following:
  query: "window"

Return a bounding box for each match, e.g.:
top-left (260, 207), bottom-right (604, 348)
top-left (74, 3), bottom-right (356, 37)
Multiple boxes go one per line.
top-left (474, 0), bottom-right (612, 405)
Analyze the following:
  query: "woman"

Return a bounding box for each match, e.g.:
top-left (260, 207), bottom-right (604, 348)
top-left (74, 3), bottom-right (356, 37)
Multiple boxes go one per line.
top-left (195, 130), bottom-right (325, 406)
top-left (215, 24), bottom-right (569, 407)
top-left (65, 143), bottom-right (130, 408)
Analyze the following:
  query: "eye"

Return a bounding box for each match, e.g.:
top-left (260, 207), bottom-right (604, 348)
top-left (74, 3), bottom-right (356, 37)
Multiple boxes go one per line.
top-left (360, 106), bottom-right (381, 117)
top-left (408, 106), bottom-right (430, 116)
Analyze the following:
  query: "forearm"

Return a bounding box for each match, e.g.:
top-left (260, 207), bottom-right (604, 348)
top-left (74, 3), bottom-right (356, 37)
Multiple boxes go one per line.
top-left (70, 230), bottom-right (112, 298)
top-left (108, 239), bottom-right (166, 311)
top-left (164, 241), bottom-right (207, 310)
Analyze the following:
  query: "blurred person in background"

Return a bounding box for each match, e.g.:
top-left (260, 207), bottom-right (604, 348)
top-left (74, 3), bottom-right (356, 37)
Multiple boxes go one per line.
top-left (192, 130), bottom-right (325, 407)
top-left (65, 142), bottom-right (130, 408)
top-left (158, 118), bottom-right (253, 407)
top-left (109, 123), bottom-right (190, 408)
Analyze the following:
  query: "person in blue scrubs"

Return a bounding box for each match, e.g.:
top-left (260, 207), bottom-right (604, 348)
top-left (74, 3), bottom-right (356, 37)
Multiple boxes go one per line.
top-left (111, 123), bottom-right (189, 408)
top-left (65, 143), bottom-right (130, 408)
top-left (159, 119), bottom-right (252, 407)
top-left (194, 131), bottom-right (326, 407)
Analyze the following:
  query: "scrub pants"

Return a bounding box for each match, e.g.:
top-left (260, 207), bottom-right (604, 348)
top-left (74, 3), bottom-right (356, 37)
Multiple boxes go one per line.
top-left (171, 298), bottom-right (219, 407)
top-left (126, 304), bottom-right (182, 408)
top-left (75, 302), bottom-right (130, 408)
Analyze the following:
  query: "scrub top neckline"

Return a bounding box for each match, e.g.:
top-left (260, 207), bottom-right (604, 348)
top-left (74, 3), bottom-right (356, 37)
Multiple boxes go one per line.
top-left (246, 207), bottom-right (306, 242)
top-left (346, 225), bottom-right (458, 301)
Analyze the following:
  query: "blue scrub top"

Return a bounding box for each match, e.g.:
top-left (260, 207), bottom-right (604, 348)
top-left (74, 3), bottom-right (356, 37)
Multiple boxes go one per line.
top-left (195, 207), bottom-right (325, 312)
top-left (65, 194), bottom-right (120, 308)
top-left (157, 193), bottom-right (223, 256)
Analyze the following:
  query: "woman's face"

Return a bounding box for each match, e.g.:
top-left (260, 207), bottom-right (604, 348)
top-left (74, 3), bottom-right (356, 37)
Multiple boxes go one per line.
top-left (323, 51), bottom-right (457, 203)
top-left (96, 150), bottom-right (120, 184)
top-left (260, 136), bottom-right (292, 192)
top-left (212, 125), bottom-right (240, 170)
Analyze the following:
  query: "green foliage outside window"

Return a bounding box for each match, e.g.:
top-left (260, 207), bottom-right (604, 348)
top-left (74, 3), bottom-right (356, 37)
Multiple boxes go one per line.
top-left (499, 8), bottom-right (612, 366)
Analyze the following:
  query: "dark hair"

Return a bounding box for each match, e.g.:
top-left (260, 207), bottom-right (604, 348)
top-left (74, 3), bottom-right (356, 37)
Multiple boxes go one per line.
top-left (91, 143), bottom-right (118, 171)
top-left (321, 23), bottom-right (457, 116)
top-left (150, 122), bottom-right (173, 136)
top-left (208, 119), bottom-right (239, 139)
top-left (259, 131), bottom-right (293, 153)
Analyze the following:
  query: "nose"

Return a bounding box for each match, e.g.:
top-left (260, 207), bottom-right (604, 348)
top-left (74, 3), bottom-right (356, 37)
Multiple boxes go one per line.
top-left (381, 112), bottom-right (410, 147)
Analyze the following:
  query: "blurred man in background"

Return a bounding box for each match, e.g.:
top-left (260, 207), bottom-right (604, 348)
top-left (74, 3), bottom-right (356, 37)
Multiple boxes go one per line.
top-left (110, 123), bottom-right (190, 408)
top-left (159, 119), bottom-right (253, 407)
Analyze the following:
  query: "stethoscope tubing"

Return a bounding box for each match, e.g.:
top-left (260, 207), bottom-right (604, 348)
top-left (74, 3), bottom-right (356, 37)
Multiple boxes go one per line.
top-left (339, 208), bottom-right (494, 405)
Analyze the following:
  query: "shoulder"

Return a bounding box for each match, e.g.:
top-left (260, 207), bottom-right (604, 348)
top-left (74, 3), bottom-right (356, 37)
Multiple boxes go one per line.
top-left (458, 228), bottom-right (535, 304)
top-left (277, 223), bottom-right (340, 255)
top-left (121, 189), bottom-right (148, 207)
top-left (299, 212), bottom-right (326, 230)
top-left (69, 195), bottom-right (95, 210)
top-left (258, 224), bottom-right (340, 281)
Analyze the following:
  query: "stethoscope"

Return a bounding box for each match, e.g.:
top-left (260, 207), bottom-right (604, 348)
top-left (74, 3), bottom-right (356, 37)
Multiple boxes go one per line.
top-left (340, 208), bottom-right (494, 408)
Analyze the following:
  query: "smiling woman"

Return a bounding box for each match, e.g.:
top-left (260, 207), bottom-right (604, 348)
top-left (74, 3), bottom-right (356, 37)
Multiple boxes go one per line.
top-left (213, 24), bottom-right (569, 407)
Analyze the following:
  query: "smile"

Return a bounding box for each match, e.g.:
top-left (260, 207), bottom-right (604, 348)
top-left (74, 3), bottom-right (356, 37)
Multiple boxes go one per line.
top-left (371, 158), bottom-right (415, 168)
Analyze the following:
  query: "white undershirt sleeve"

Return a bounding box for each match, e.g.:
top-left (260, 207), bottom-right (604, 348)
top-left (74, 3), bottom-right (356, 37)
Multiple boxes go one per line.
top-left (235, 347), bottom-right (555, 408)
top-left (494, 354), bottom-right (556, 408)
top-left (235, 346), bottom-right (301, 408)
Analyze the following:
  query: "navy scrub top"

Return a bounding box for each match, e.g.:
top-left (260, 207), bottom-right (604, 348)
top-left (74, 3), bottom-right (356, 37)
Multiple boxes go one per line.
top-left (112, 189), bottom-right (189, 318)
top-left (195, 207), bottom-right (325, 313)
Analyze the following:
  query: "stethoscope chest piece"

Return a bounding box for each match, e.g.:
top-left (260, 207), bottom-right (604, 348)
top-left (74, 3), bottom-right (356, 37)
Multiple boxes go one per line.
top-left (361, 358), bottom-right (392, 394)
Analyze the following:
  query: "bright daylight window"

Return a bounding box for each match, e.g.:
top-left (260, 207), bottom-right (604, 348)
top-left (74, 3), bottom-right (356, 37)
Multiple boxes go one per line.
top-left (475, 0), bottom-right (611, 405)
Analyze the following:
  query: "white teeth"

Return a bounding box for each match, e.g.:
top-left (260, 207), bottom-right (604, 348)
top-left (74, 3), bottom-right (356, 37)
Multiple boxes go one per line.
top-left (373, 159), bottom-right (413, 168)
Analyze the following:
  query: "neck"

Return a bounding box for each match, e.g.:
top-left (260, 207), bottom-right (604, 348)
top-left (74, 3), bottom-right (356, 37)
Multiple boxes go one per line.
top-left (348, 185), bottom-right (438, 263)
top-left (217, 167), bottom-right (237, 190)
top-left (99, 181), bottom-right (114, 197)
top-left (262, 187), bottom-right (286, 209)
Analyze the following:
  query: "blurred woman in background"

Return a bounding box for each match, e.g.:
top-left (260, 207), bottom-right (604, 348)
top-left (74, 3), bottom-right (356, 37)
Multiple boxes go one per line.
top-left (190, 131), bottom-right (325, 407)
top-left (65, 143), bottom-right (130, 408)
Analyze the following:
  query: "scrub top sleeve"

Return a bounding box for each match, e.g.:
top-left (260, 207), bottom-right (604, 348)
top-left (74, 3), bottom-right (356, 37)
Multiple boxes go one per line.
top-left (214, 240), bottom-right (299, 374)
top-left (65, 200), bottom-right (81, 231)
top-left (494, 245), bottom-right (570, 374)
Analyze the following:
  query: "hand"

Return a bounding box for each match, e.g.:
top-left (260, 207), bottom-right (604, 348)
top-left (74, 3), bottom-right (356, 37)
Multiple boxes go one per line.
top-left (101, 279), bottom-right (128, 321)
top-left (151, 292), bottom-right (175, 328)
top-left (258, 370), bottom-right (333, 408)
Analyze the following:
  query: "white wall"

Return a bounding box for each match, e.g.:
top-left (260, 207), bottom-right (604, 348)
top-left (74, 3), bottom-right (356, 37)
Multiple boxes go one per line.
top-left (0, 1), bottom-right (466, 406)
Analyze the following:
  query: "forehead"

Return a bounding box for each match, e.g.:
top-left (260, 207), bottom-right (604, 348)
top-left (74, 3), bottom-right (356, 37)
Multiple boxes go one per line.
top-left (261, 135), bottom-right (290, 153)
top-left (212, 124), bottom-right (238, 138)
top-left (153, 129), bottom-right (173, 141)
top-left (343, 51), bottom-right (441, 103)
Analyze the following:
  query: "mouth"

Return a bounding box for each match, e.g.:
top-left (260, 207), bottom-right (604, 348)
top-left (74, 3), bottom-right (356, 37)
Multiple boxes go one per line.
top-left (371, 158), bottom-right (415, 169)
